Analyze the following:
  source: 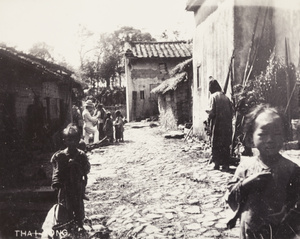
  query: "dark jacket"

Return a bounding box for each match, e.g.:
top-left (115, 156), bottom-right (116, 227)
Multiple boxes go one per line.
top-left (51, 148), bottom-right (90, 188)
top-left (50, 148), bottom-right (90, 224)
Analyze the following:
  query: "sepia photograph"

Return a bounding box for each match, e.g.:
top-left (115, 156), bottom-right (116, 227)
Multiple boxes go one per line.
top-left (0, 0), bottom-right (300, 238)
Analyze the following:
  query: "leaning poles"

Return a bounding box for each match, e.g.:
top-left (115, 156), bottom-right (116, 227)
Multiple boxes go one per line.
top-left (232, 5), bottom-right (269, 158)
top-left (223, 50), bottom-right (235, 95)
top-left (242, 7), bottom-right (261, 86)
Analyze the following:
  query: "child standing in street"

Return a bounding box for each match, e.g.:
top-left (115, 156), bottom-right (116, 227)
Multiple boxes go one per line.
top-left (50, 123), bottom-right (90, 233)
top-left (94, 103), bottom-right (106, 140)
top-left (226, 104), bottom-right (300, 239)
top-left (114, 110), bottom-right (124, 142)
top-left (103, 112), bottom-right (114, 143)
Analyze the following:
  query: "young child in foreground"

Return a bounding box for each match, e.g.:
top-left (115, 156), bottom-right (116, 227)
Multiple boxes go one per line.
top-left (50, 123), bottom-right (90, 232)
top-left (226, 104), bottom-right (300, 239)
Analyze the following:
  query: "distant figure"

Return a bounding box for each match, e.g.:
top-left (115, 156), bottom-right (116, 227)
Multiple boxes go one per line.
top-left (26, 95), bottom-right (45, 141)
top-left (206, 78), bottom-right (233, 171)
top-left (50, 124), bottom-right (90, 232)
top-left (82, 100), bottom-right (99, 144)
top-left (226, 104), bottom-right (300, 239)
top-left (103, 112), bottom-right (114, 143)
top-left (114, 110), bottom-right (124, 142)
top-left (72, 105), bottom-right (83, 137)
top-left (94, 103), bottom-right (106, 140)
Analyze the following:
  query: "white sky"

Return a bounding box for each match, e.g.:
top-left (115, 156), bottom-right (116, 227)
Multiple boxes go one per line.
top-left (0, 0), bottom-right (195, 67)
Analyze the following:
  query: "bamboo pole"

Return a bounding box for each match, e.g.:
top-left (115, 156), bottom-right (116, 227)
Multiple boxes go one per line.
top-left (285, 38), bottom-right (292, 140)
top-left (244, 7), bottom-right (269, 85)
top-left (184, 126), bottom-right (193, 142)
top-left (223, 50), bottom-right (235, 94)
top-left (242, 7), bottom-right (261, 86)
top-left (285, 38), bottom-right (291, 116)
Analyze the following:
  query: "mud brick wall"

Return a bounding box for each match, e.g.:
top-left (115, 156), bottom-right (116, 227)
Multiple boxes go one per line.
top-left (158, 81), bottom-right (191, 130)
top-left (158, 93), bottom-right (178, 130)
top-left (175, 81), bottom-right (191, 125)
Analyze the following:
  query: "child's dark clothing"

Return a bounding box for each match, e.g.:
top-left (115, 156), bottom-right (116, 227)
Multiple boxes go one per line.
top-left (51, 148), bottom-right (90, 226)
top-left (226, 155), bottom-right (300, 239)
top-left (104, 118), bottom-right (114, 143)
top-left (114, 116), bottom-right (124, 142)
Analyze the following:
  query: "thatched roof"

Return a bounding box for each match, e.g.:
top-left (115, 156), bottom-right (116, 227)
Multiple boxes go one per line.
top-left (169, 58), bottom-right (192, 77)
top-left (151, 58), bottom-right (192, 94)
top-left (151, 72), bottom-right (187, 94)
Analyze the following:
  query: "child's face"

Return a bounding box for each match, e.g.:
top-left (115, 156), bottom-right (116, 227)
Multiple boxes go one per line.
top-left (64, 135), bottom-right (80, 149)
top-left (253, 112), bottom-right (284, 157)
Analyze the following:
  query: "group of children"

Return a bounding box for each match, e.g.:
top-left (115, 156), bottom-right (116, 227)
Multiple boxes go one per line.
top-left (82, 100), bottom-right (125, 144)
top-left (48, 102), bottom-right (300, 238)
top-left (101, 109), bottom-right (125, 143)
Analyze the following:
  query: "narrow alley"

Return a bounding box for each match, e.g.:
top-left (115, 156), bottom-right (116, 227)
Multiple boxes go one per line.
top-left (84, 122), bottom-right (240, 239)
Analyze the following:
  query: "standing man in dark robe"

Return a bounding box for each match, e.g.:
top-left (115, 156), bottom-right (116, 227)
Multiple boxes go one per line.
top-left (206, 78), bottom-right (233, 171)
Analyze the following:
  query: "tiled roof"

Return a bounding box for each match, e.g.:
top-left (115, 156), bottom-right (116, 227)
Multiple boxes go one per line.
top-left (126, 41), bottom-right (192, 59)
top-left (0, 46), bottom-right (73, 79)
top-left (0, 46), bottom-right (87, 88)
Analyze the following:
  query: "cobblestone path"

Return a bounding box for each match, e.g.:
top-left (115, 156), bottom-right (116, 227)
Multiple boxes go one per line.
top-left (84, 122), bottom-right (240, 239)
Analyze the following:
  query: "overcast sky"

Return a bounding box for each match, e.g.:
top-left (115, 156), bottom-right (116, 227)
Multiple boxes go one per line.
top-left (0, 0), bottom-right (194, 67)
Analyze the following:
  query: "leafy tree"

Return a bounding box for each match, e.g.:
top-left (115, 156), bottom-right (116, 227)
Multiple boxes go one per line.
top-left (113, 26), bottom-right (155, 43)
top-left (80, 26), bottom-right (156, 89)
top-left (233, 51), bottom-right (299, 149)
top-left (234, 52), bottom-right (297, 115)
top-left (29, 42), bottom-right (54, 61)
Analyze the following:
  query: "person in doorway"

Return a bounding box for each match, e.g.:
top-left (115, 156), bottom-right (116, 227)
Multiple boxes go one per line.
top-left (206, 78), bottom-right (233, 171)
top-left (226, 104), bottom-right (300, 239)
top-left (26, 95), bottom-right (45, 141)
top-left (114, 110), bottom-right (124, 142)
top-left (103, 112), bottom-right (114, 143)
top-left (50, 124), bottom-right (90, 232)
top-left (82, 100), bottom-right (99, 144)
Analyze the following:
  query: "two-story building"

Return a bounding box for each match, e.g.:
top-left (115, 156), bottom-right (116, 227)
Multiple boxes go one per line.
top-left (186, 0), bottom-right (300, 137)
top-left (124, 41), bottom-right (192, 121)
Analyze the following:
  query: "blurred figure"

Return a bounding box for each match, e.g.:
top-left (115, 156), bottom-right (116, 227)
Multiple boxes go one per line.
top-left (206, 78), bottom-right (233, 171)
top-left (114, 110), bottom-right (124, 142)
top-left (72, 105), bottom-right (83, 137)
top-left (94, 103), bottom-right (106, 140)
top-left (103, 112), bottom-right (114, 143)
top-left (82, 100), bottom-right (99, 144)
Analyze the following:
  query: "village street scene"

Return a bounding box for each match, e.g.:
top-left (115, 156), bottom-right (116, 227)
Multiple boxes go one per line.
top-left (1, 0), bottom-right (300, 239)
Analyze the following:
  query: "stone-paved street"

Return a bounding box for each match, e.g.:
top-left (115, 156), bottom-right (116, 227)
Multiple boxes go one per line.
top-left (84, 122), bottom-right (240, 239)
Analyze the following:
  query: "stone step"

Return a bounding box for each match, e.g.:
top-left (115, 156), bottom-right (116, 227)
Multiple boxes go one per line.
top-left (0, 186), bottom-right (56, 210)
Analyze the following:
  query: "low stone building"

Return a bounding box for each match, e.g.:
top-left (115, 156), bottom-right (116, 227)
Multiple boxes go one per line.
top-left (0, 46), bottom-right (82, 149)
top-left (124, 41), bottom-right (192, 121)
top-left (151, 58), bottom-right (193, 130)
top-left (0, 46), bottom-right (84, 189)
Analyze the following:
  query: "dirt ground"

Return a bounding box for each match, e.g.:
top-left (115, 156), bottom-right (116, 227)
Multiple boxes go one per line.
top-left (84, 122), bottom-right (240, 239)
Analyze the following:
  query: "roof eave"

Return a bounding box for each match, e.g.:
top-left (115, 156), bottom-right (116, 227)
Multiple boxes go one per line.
top-left (186, 0), bottom-right (205, 12)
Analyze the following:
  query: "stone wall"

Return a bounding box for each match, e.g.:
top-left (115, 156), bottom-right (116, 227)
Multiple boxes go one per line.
top-left (158, 81), bottom-right (192, 130)
top-left (0, 65), bottom-right (72, 139)
top-left (158, 93), bottom-right (178, 130)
